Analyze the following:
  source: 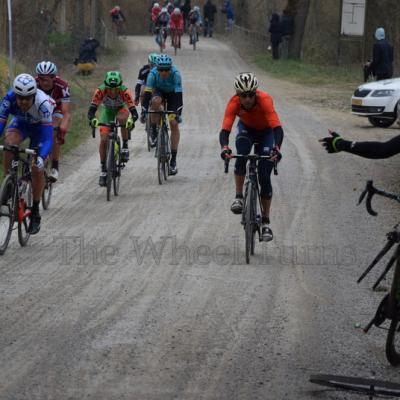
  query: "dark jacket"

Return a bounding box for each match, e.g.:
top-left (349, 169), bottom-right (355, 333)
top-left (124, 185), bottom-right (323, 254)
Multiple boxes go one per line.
top-left (204, 1), bottom-right (217, 21)
top-left (269, 13), bottom-right (282, 45)
top-left (222, 0), bottom-right (234, 20)
top-left (370, 39), bottom-right (394, 80)
top-left (280, 14), bottom-right (294, 36)
top-left (181, 0), bottom-right (191, 18)
top-left (78, 38), bottom-right (99, 63)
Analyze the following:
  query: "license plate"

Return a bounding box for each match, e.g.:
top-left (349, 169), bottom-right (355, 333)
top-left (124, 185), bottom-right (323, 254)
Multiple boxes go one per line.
top-left (352, 99), bottom-right (363, 106)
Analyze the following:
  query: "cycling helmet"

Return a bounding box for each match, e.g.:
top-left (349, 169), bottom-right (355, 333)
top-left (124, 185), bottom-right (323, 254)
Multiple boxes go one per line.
top-left (173, 7), bottom-right (181, 14)
top-left (156, 54), bottom-right (172, 69)
top-left (234, 72), bottom-right (259, 93)
top-left (194, 6), bottom-right (200, 12)
top-left (161, 7), bottom-right (168, 13)
top-left (36, 61), bottom-right (57, 76)
top-left (153, 2), bottom-right (160, 7)
top-left (104, 71), bottom-right (123, 88)
top-left (148, 52), bottom-right (159, 65)
top-left (13, 74), bottom-right (37, 96)
top-left (115, 5), bottom-right (120, 10)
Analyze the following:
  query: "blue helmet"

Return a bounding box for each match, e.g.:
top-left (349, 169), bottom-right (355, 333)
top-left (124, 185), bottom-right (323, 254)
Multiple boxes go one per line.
top-left (157, 54), bottom-right (172, 69)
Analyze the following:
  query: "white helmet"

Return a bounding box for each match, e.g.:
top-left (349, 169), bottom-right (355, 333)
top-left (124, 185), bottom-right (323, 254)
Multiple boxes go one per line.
top-left (153, 2), bottom-right (160, 8)
top-left (161, 7), bottom-right (168, 12)
top-left (234, 72), bottom-right (259, 93)
top-left (173, 7), bottom-right (181, 14)
top-left (194, 5), bottom-right (200, 12)
top-left (36, 61), bottom-right (57, 76)
top-left (13, 74), bottom-right (37, 96)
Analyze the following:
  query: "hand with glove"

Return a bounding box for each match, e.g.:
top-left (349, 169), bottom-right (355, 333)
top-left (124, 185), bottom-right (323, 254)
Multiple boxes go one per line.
top-left (320, 130), bottom-right (343, 153)
top-left (126, 118), bottom-right (134, 130)
top-left (271, 146), bottom-right (282, 162)
top-left (89, 118), bottom-right (99, 128)
top-left (220, 145), bottom-right (232, 160)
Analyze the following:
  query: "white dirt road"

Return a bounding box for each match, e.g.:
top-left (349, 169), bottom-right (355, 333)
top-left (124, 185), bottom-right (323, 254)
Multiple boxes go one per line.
top-left (0, 36), bottom-right (399, 400)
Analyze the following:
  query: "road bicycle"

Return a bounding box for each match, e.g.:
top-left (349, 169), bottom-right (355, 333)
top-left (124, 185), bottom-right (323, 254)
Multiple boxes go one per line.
top-left (0, 145), bottom-right (36, 254)
top-left (356, 180), bottom-right (400, 366)
top-left (156, 26), bottom-right (167, 53)
top-left (225, 154), bottom-right (277, 264)
top-left (92, 121), bottom-right (128, 201)
top-left (146, 110), bottom-right (174, 185)
top-left (189, 24), bottom-right (199, 50)
top-left (171, 28), bottom-right (181, 55)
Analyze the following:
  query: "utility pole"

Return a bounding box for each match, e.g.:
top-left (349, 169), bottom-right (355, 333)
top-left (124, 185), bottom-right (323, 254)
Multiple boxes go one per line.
top-left (60, 0), bottom-right (67, 33)
top-left (7, 0), bottom-right (13, 84)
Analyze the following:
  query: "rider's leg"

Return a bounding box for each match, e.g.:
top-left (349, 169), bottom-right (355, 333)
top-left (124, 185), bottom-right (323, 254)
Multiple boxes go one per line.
top-left (49, 114), bottom-right (63, 181)
top-left (116, 108), bottom-right (130, 162)
top-left (256, 130), bottom-right (275, 220)
top-left (231, 122), bottom-right (253, 213)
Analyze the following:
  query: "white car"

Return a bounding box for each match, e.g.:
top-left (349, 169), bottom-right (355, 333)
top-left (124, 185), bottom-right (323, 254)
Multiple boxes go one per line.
top-left (351, 78), bottom-right (400, 128)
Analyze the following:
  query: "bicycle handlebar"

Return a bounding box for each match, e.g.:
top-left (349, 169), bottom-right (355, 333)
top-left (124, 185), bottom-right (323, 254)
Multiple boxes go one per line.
top-left (224, 154), bottom-right (278, 175)
top-left (0, 145), bottom-right (36, 155)
top-left (92, 122), bottom-right (129, 138)
top-left (358, 180), bottom-right (400, 216)
top-left (145, 110), bottom-right (177, 115)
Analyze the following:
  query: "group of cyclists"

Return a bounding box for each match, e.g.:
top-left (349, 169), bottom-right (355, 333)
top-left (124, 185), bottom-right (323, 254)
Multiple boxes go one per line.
top-left (151, 2), bottom-right (202, 49)
top-left (0, 25), bottom-right (399, 245)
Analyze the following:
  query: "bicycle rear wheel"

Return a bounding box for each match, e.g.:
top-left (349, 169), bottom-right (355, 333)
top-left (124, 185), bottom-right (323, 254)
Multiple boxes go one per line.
top-left (0, 176), bottom-right (16, 255)
top-left (387, 317), bottom-right (400, 366)
top-left (106, 140), bottom-right (114, 201)
top-left (310, 374), bottom-right (400, 397)
top-left (42, 167), bottom-right (53, 210)
top-left (18, 180), bottom-right (32, 247)
top-left (113, 139), bottom-right (121, 196)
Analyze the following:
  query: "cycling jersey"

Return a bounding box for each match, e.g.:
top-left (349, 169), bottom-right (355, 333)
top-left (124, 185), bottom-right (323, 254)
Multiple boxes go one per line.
top-left (221, 90), bottom-right (281, 132)
top-left (338, 134), bottom-right (400, 159)
top-left (145, 66), bottom-right (182, 94)
top-left (188, 10), bottom-right (201, 24)
top-left (36, 76), bottom-right (70, 115)
top-left (90, 84), bottom-right (135, 110)
top-left (156, 12), bottom-right (170, 27)
top-left (0, 89), bottom-right (55, 158)
top-left (151, 6), bottom-right (161, 23)
top-left (135, 64), bottom-right (152, 101)
top-left (170, 14), bottom-right (184, 31)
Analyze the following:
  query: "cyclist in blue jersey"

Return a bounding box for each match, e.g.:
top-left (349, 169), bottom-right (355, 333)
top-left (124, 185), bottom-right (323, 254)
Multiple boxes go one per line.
top-left (0, 74), bottom-right (55, 234)
top-left (0, 74), bottom-right (56, 235)
top-left (141, 54), bottom-right (183, 175)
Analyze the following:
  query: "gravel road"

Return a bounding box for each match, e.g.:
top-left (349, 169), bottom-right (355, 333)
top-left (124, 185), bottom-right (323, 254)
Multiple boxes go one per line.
top-left (0, 35), bottom-right (399, 400)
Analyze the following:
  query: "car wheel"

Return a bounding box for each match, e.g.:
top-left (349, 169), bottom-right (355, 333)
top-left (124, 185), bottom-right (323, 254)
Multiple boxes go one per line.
top-left (367, 116), bottom-right (396, 128)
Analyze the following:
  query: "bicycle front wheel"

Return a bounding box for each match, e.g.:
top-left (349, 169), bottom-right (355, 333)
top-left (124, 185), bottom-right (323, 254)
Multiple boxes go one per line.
top-left (18, 180), bottom-right (32, 247)
top-left (0, 176), bottom-right (16, 255)
top-left (244, 183), bottom-right (256, 264)
top-left (113, 140), bottom-right (121, 196)
top-left (146, 116), bottom-right (152, 152)
top-left (157, 126), bottom-right (167, 185)
top-left (310, 374), bottom-right (400, 397)
top-left (106, 140), bottom-right (114, 201)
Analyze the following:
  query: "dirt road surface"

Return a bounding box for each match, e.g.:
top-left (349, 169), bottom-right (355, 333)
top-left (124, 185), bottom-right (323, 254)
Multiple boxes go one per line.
top-left (0, 36), bottom-right (399, 400)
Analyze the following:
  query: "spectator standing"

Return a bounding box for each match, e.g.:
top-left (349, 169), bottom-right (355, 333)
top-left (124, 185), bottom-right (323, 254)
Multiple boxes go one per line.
top-left (203, 0), bottom-right (217, 37)
top-left (269, 13), bottom-right (282, 60)
top-left (280, 8), bottom-right (294, 59)
top-left (181, 0), bottom-right (191, 32)
top-left (221, 0), bottom-right (234, 33)
top-left (368, 27), bottom-right (394, 81)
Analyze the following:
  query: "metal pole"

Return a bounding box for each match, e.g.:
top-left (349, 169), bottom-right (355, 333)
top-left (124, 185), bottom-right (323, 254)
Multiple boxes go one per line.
top-left (7, 0), bottom-right (13, 84)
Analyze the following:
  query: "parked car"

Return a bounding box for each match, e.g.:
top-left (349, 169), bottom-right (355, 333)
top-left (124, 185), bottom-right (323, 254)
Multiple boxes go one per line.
top-left (351, 78), bottom-right (400, 128)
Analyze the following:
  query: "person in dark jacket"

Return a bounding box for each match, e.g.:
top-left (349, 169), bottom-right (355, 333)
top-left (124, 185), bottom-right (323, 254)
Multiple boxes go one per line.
top-left (203, 0), bottom-right (217, 37)
top-left (181, 0), bottom-right (191, 32)
top-left (221, 0), bottom-right (234, 32)
top-left (269, 13), bottom-right (282, 60)
top-left (280, 9), bottom-right (294, 59)
top-left (368, 27), bottom-right (394, 81)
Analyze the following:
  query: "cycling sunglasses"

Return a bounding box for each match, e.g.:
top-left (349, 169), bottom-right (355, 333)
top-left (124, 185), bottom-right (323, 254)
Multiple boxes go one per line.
top-left (157, 67), bottom-right (171, 72)
top-left (239, 91), bottom-right (256, 99)
top-left (37, 74), bottom-right (56, 79)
